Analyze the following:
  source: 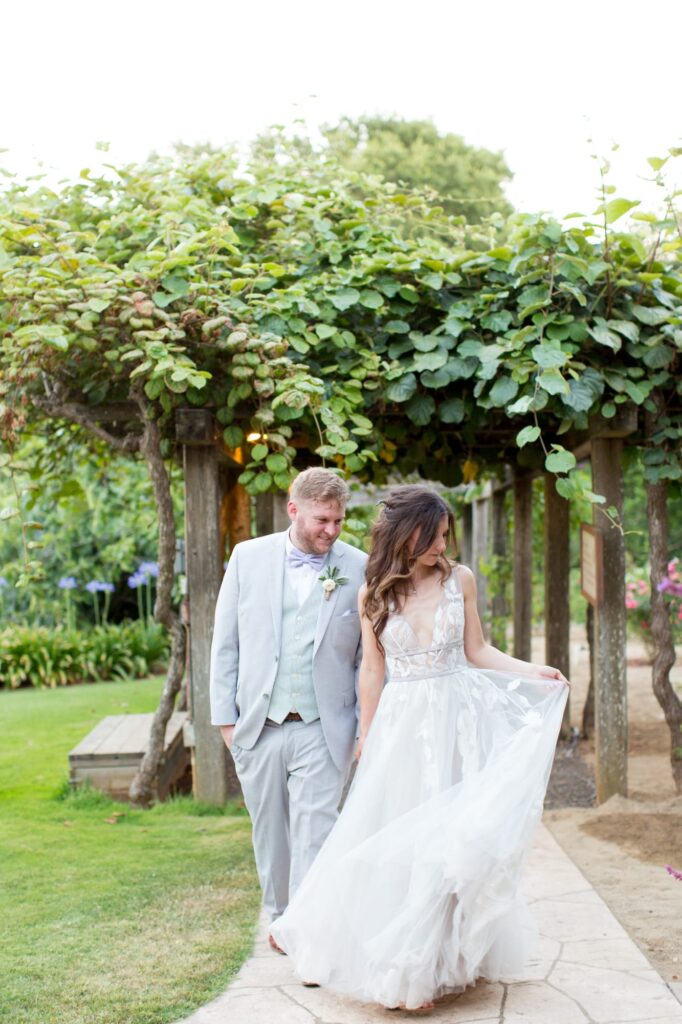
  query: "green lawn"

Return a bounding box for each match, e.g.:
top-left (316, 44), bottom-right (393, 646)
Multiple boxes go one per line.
top-left (0, 678), bottom-right (260, 1024)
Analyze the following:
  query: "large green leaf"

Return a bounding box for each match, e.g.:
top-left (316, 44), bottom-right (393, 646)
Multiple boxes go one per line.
top-left (414, 349), bottom-right (448, 372)
top-left (642, 344), bottom-right (673, 369)
top-left (602, 198), bottom-right (639, 224)
top-left (545, 446), bottom-right (576, 474)
top-left (488, 376), bottom-right (519, 406)
top-left (329, 287), bottom-right (360, 311)
top-left (439, 397), bottom-right (465, 423)
top-left (359, 289), bottom-right (383, 309)
top-left (516, 425), bottom-right (540, 447)
top-left (420, 368), bottom-right (451, 388)
top-left (532, 343), bottom-right (569, 369)
top-left (385, 373), bottom-right (417, 403)
top-left (631, 304), bottom-right (671, 326)
top-left (562, 368), bottom-right (604, 413)
top-left (411, 333), bottom-right (441, 352)
top-left (481, 310), bottom-right (513, 332)
top-left (406, 394), bottom-right (435, 425)
top-left (537, 368), bottom-right (570, 395)
top-left (588, 318), bottom-right (622, 351)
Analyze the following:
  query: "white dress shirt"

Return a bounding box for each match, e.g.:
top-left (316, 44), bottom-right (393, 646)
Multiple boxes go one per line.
top-left (285, 531), bottom-right (327, 606)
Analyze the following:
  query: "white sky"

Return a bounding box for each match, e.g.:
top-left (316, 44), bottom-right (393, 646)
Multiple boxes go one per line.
top-left (2, 0), bottom-right (681, 219)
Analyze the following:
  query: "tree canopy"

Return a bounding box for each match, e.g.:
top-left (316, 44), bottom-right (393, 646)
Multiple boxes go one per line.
top-left (320, 117), bottom-right (513, 221)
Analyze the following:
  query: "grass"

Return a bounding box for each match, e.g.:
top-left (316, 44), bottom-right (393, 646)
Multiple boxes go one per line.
top-left (1, 677), bottom-right (261, 1024)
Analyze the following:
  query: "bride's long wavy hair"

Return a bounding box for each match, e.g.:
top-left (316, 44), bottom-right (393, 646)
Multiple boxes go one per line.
top-left (363, 486), bottom-right (457, 653)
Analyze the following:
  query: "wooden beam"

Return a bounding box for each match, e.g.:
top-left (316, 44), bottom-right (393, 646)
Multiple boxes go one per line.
top-left (183, 443), bottom-right (231, 804)
top-left (544, 474), bottom-right (571, 738)
top-left (513, 475), bottom-right (533, 662)
top-left (592, 437), bottom-right (628, 802)
top-left (176, 408), bottom-right (215, 445)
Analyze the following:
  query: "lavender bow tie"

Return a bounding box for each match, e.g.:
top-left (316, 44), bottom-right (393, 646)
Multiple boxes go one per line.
top-left (287, 549), bottom-right (326, 571)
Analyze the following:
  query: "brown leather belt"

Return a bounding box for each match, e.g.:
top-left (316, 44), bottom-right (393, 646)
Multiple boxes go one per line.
top-left (266, 712), bottom-right (303, 725)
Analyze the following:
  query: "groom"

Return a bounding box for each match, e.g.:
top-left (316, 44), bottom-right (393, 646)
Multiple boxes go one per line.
top-left (210, 467), bottom-right (367, 945)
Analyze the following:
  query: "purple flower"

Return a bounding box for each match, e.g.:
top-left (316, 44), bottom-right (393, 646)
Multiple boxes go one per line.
top-left (86, 580), bottom-right (114, 594)
top-left (0, 576), bottom-right (8, 588)
top-left (138, 561), bottom-right (159, 579)
top-left (128, 571), bottom-right (145, 589)
top-left (665, 864), bottom-right (682, 881)
top-left (657, 578), bottom-right (682, 597)
top-left (58, 576), bottom-right (77, 590)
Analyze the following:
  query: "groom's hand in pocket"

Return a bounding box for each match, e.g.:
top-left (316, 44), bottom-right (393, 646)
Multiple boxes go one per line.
top-left (219, 725), bottom-right (236, 750)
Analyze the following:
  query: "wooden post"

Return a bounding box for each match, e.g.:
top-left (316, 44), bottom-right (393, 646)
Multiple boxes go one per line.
top-left (591, 437), bottom-right (628, 802)
top-left (544, 474), bottom-right (571, 737)
top-left (472, 488), bottom-right (490, 636)
top-left (256, 492), bottom-right (290, 536)
top-left (182, 424), bottom-right (231, 805)
top-left (513, 474), bottom-right (533, 661)
top-left (255, 493), bottom-right (274, 537)
top-left (273, 492), bottom-right (290, 532)
top-left (491, 485), bottom-right (509, 651)
top-left (223, 471), bottom-right (251, 554)
top-left (459, 502), bottom-right (473, 567)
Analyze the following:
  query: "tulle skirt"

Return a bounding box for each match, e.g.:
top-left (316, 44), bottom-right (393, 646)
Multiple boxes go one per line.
top-left (271, 666), bottom-right (568, 1009)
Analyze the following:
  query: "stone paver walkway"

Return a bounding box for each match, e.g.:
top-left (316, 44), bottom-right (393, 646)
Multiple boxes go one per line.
top-left (178, 824), bottom-right (682, 1023)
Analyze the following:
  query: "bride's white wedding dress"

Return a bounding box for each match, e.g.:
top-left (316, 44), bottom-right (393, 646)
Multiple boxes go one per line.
top-left (271, 568), bottom-right (567, 1009)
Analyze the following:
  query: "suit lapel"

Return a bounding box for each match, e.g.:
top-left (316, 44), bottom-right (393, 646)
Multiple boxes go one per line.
top-left (313, 545), bottom-right (345, 655)
top-left (268, 532), bottom-right (287, 651)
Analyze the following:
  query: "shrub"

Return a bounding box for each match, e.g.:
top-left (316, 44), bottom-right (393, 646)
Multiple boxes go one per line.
top-left (0, 620), bottom-right (169, 689)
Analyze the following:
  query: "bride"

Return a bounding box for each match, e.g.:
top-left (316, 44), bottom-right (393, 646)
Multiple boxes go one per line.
top-left (271, 485), bottom-right (568, 1010)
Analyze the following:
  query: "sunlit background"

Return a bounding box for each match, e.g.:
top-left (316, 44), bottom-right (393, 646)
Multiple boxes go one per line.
top-left (2, 0), bottom-right (681, 217)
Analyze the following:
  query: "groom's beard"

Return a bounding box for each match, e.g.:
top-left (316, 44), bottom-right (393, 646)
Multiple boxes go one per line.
top-left (290, 524), bottom-right (340, 555)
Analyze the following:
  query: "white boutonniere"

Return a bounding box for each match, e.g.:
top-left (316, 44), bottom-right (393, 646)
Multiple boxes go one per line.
top-left (318, 565), bottom-right (349, 600)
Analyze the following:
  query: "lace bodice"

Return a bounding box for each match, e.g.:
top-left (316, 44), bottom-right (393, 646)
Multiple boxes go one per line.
top-left (381, 570), bottom-right (466, 681)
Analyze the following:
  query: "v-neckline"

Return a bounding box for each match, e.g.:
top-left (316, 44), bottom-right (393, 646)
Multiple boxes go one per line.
top-left (396, 581), bottom-right (450, 651)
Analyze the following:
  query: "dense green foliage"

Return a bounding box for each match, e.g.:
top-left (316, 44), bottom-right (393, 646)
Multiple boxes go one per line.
top-left (0, 677), bottom-right (259, 1024)
top-left (0, 620), bottom-right (168, 688)
top-left (0, 142), bottom-right (680, 574)
top-left (0, 442), bottom-right (177, 616)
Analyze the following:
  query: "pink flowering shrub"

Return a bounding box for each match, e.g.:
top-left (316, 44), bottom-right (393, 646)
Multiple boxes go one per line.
top-left (625, 559), bottom-right (682, 658)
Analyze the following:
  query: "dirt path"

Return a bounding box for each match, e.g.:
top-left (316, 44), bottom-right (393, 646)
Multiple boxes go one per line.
top-left (537, 627), bottom-right (682, 990)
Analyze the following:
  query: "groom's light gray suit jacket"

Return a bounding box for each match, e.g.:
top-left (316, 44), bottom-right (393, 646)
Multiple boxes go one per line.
top-left (210, 532), bottom-right (367, 772)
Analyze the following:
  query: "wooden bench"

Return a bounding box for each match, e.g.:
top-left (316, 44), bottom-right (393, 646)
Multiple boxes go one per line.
top-left (68, 712), bottom-right (190, 802)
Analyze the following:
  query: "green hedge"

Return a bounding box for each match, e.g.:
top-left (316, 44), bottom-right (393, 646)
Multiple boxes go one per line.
top-left (0, 621), bottom-right (169, 689)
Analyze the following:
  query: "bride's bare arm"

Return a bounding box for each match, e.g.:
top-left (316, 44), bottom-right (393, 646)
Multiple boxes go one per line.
top-left (460, 566), bottom-right (569, 684)
top-left (356, 585), bottom-right (386, 757)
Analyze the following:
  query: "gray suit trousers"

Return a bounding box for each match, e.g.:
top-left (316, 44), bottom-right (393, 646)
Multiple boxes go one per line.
top-left (231, 719), bottom-right (344, 922)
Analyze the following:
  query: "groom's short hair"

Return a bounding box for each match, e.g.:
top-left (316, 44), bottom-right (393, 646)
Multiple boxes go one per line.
top-left (290, 468), bottom-right (349, 507)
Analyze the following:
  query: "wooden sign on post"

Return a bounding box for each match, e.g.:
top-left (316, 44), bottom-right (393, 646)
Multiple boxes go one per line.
top-left (581, 524), bottom-right (604, 607)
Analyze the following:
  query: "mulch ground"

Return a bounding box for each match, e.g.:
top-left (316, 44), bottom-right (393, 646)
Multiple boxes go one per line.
top-left (545, 736), bottom-right (596, 809)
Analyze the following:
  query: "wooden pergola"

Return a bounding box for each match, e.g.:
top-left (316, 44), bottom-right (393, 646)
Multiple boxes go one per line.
top-left (177, 404), bottom-right (636, 807)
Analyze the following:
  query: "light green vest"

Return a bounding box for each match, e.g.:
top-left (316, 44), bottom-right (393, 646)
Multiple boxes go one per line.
top-left (267, 569), bottom-right (322, 723)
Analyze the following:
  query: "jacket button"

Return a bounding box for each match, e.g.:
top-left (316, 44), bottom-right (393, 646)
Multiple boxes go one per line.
top-left (262, 693), bottom-right (270, 700)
